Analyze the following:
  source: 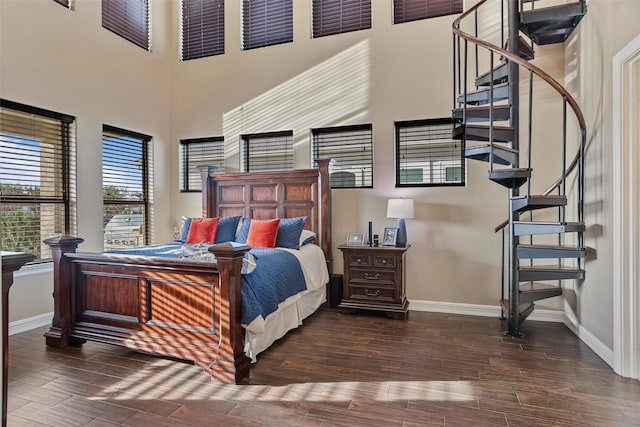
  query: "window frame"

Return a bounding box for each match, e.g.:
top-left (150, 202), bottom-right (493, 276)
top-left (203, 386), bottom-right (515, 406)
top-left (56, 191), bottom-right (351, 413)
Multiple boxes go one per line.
top-left (393, 0), bottom-right (464, 24)
top-left (241, 0), bottom-right (293, 51)
top-left (394, 117), bottom-right (465, 187)
top-left (181, 0), bottom-right (225, 60)
top-left (311, 123), bottom-right (374, 189)
top-left (0, 99), bottom-right (76, 263)
top-left (102, 124), bottom-right (152, 250)
top-left (180, 136), bottom-right (225, 192)
top-left (312, 0), bottom-right (372, 39)
top-left (102, 0), bottom-right (150, 51)
top-left (240, 130), bottom-right (294, 173)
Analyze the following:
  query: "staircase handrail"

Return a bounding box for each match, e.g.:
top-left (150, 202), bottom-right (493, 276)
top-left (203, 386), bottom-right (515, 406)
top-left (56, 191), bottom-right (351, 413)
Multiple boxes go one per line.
top-left (452, 0), bottom-right (587, 234)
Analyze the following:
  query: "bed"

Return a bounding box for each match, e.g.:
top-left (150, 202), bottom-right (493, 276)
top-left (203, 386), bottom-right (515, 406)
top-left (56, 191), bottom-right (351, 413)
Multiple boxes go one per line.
top-left (43, 158), bottom-right (332, 383)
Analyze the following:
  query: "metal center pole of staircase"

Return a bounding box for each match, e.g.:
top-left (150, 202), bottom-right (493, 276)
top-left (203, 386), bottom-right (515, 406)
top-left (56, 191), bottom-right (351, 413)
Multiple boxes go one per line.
top-left (507, 0), bottom-right (521, 337)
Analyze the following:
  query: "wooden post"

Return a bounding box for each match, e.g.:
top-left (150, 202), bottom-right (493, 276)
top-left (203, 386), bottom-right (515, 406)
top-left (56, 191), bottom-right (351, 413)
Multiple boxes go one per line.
top-left (2, 251), bottom-right (35, 427)
top-left (207, 243), bottom-right (251, 383)
top-left (42, 236), bottom-right (84, 348)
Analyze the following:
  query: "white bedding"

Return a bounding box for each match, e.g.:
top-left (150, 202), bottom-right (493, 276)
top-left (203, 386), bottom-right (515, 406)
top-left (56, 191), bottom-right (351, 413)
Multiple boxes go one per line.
top-left (243, 243), bottom-right (329, 361)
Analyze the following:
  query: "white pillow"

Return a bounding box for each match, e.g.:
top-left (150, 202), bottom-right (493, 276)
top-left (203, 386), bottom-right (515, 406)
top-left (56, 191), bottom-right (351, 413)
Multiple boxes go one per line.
top-left (299, 229), bottom-right (316, 246)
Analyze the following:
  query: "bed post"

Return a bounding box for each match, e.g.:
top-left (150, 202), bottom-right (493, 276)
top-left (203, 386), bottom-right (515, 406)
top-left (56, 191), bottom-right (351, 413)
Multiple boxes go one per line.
top-left (316, 158), bottom-right (332, 274)
top-left (208, 243), bottom-right (251, 383)
top-left (43, 236), bottom-right (85, 348)
top-left (198, 165), bottom-right (217, 218)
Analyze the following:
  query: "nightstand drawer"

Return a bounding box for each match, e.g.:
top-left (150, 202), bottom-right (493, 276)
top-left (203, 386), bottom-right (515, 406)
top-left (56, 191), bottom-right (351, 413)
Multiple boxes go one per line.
top-left (349, 268), bottom-right (396, 285)
top-left (348, 285), bottom-right (395, 301)
top-left (373, 255), bottom-right (396, 268)
top-left (348, 253), bottom-right (371, 267)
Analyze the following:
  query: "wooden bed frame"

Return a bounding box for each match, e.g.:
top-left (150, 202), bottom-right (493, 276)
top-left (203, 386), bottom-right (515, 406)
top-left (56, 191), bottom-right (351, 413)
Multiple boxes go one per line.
top-left (44, 158), bottom-right (331, 383)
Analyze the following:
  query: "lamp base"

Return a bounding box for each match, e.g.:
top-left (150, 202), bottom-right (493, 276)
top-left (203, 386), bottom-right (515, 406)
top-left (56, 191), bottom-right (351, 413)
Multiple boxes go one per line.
top-left (396, 218), bottom-right (407, 247)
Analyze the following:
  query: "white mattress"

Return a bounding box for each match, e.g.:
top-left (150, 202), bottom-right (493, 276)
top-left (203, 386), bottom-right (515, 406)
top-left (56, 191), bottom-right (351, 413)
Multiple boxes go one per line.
top-left (243, 243), bottom-right (329, 362)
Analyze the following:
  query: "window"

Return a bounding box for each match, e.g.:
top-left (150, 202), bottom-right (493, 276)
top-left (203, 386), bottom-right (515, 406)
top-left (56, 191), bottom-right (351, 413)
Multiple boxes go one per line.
top-left (0, 99), bottom-right (76, 262)
top-left (241, 131), bottom-right (293, 172)
top-left (312, 0), bottom-right (371, 38)
top-left (312, 124), bottom-right (373, 189)
top-left (102, 0), bottom-right (150, 50)
top-left (242, 0), bottom-right (293, 50)
top-left (393, 0), bottom-right (463, 24)
top-left (102, 125), bottom-right (151, 250)
top-left (180, 137), bottom-right (225, 191)
top-left (395, 118), bottom-right (464, 186)
top-left (181, 0), bottom-right (225, 60)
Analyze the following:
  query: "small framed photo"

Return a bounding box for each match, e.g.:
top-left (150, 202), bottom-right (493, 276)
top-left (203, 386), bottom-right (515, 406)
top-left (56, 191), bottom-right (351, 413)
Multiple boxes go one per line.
top-left (383, 227), bottom-right (398, 246)
top-left (347, 233), bottom-right (364, 246)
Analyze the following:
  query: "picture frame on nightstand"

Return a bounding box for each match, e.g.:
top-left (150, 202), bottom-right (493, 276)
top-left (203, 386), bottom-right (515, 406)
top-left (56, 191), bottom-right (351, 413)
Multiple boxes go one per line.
top-left (347, 233), bottom-right (364, 246)
top-left (383, 227), bottom-right (398, 246)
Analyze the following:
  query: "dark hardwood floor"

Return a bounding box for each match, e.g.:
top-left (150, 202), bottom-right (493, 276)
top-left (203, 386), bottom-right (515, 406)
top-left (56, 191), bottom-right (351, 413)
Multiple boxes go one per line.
top-left (7, 309), bottom-right (640, 426)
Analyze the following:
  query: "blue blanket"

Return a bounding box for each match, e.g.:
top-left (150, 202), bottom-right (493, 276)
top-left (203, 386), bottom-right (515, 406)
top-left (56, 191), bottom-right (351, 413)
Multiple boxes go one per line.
top-left (106, 244), bottom-right (307, 325)
top-left (240, 248), bottom-right (307, 325)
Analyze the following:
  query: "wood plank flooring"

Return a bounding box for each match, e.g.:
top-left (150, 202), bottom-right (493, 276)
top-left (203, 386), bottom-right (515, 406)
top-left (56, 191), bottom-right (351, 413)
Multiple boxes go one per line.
top-left (7, 309), bottom-right (640, 426)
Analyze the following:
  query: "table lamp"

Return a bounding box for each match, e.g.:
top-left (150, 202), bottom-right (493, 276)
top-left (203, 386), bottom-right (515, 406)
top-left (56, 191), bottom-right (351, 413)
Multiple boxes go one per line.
top-left (386, 198), bottom-right (414, 247)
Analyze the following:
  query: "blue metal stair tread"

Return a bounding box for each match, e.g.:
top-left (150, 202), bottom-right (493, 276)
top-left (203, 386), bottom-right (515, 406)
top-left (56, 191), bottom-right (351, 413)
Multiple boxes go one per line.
top-left (511, 195), bottom-right (567, 212)
top-left (500, 299), bottom-right (535, 325)
top-left (475, 62), bottom-right (509, 87)
top-left (517, 244), bottom-right (586, 259)
top-left (465, 144), bottom-right (518, 166)
top-left (519, 2), bottom-right (586, 45)
top-left (457, 82), bottom-right (509, 105)
top-left (455, 124), bottom-right (514, 143)
top-left (489, 168), bottom-right (531, 188)
top-left (453, 105), bottom-right (511, 122)
top-left (513, 221), bottom-right (585, 235)
top-left (518, 282), bottom-right (563, 304)
top-left (520, 2), bottom-right (586, 25)
top-left (519, 265), bottom-right (585, 281)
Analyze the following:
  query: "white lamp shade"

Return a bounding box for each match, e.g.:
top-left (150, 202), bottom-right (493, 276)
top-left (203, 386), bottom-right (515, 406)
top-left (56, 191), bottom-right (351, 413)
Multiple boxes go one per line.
top-left (386, 198), bottom-right (414, 219)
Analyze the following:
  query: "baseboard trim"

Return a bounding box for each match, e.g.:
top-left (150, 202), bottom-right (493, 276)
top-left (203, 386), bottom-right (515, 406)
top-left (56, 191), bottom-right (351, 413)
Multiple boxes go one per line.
top-left (9, 312), bottom-right (53, 336)
top-left (408, 299), bottom-right (565, 322)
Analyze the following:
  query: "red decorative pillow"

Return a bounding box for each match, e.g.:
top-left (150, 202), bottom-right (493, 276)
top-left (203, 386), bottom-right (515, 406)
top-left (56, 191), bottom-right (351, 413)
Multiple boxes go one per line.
top-left (246, 219), bottom-right (281, 248)
top-left (186, 217), bottom-right (220, 243)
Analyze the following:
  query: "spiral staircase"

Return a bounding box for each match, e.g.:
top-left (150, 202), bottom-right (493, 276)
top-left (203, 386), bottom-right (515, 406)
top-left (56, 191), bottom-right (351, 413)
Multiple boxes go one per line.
top-left (452, 0), bottom-right (588, 337)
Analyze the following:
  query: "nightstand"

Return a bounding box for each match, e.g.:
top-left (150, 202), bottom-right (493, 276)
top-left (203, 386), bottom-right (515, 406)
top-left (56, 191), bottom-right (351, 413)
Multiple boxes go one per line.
top-left (337, 244), bottom-right (410, 320)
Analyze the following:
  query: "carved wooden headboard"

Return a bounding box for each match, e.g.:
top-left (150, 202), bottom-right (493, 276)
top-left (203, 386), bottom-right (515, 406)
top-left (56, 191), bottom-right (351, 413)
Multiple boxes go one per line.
top-left (198, 158), bottom-right (332, 271)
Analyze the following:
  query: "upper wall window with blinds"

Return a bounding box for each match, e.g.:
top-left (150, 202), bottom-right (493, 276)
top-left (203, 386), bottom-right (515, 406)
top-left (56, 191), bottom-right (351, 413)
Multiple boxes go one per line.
top-left (312, 0), bottom-right (371, 38)
top-left (312, 124), bottom-right (373, 189)
top-left (241, 131), bottom-right (293, 172)
top-left (393, 0), bottom-right (463, 24)
top-left (395, 118), bottom-right (464, 187)
top-left (181, 0), bottom-right (224, 60)
top-left (180, 137), bottom-right (225, 192)
top-left (242, 0), bottom-right (293, 50)
top-left (102, 0), bottom-right (150, 51)
top-left (102, 125), bottom-right (152, 250)
top-left (0, 99), bottom-right (76, 262)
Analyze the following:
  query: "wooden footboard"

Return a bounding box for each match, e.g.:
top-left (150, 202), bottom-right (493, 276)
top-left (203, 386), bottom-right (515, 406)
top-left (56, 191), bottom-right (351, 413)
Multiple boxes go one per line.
top-left (44, 236), bottom-right (252, 383)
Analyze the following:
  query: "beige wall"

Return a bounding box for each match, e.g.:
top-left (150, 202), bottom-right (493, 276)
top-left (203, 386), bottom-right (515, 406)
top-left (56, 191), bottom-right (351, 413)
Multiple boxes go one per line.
top-left (566, 0), bottom-right (640, 349)
top-left (1, 0), bottom-right (638, 360)
top-left (169, 0), bottom-right (538, 308)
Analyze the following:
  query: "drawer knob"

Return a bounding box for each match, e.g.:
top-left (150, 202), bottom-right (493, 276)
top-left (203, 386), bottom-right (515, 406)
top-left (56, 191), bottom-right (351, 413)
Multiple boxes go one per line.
top-left (356, 258), bottom-right (362, 263)
top-left (364, 272), bottom-right (380, 280)
top-left (364, 289), bottom-right (380, 297)
top-left (381, 259), bottom-right (387, 264)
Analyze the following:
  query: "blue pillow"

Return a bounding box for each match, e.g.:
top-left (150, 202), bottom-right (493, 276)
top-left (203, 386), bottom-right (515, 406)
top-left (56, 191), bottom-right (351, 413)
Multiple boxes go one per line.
top-left (177, 216), bottom-right (192, 243)
top-left (276, 216), bottom-right (307, 249)
top-left (215, 216), bottom-right (241, 243)
top-left (235, 218), bottom-right (251, 243)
